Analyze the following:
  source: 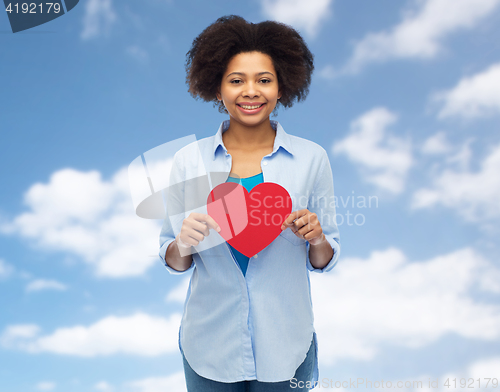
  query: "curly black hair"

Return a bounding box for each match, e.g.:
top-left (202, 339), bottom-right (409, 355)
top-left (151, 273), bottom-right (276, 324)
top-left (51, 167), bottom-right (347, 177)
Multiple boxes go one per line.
top-left (185, 15), bottom-right (314, 114)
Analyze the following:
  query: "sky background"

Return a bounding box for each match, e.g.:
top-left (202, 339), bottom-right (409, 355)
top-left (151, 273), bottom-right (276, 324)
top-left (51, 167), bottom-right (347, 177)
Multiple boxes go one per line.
top-left (1, 0), bottom-right (500, 391)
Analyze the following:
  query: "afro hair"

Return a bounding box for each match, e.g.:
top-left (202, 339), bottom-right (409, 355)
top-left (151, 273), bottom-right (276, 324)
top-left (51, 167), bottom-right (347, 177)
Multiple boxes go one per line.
top-left (185, 15), bottom-right (314, 113)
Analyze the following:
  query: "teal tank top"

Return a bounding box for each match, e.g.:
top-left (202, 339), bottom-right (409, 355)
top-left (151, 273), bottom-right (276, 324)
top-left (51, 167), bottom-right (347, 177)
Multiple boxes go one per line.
top-left (225, 172), bottom-right (264, 276)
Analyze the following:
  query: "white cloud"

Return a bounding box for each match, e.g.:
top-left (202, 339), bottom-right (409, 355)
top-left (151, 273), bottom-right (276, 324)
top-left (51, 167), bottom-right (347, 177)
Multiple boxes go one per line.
top-left (126, 45), bottom-right (149, 64)
top-left (26, 279), bottom-right (68, 293)
top-left (260, 0), bottom-right (333, 38)
top-left (412, 143), bottom-right (500, 222)
top-left (125, 372), bottom-right (187, 392)
top-left (443, 138), bottom-right (474, 171)
top-left (0, 312), bottom-right (181, 357)
top-left (94, 381), bottom-right (115, 391)
top-left (339, 0), bottom-right (500, 74)
top-left (468, 357), bottom-right (500, 378)
top-left (421, 131), bottom-right (452, 155)
top-left (165, 277), bottom-right (190, 304)
top-left (1, 167), bottom-right (161, 278)
top-left (36, 381), bottom-right (56, 391)
top-left (318, 64), bottom-right (337, 79)
top-left (0, 258), bottom-right (14, 279)
top-left (81, 0), bottom-right (117, 41)
top-left (0, 324), bottom-right (40, 348)
top-left (332, 107), bottom-right (412, 194)
top-left (420, 132), bottom-right (473, 171)
top-left (433, 62), bottom-right (500, 119)
top-left (310, 247), bottom-right (500, 364)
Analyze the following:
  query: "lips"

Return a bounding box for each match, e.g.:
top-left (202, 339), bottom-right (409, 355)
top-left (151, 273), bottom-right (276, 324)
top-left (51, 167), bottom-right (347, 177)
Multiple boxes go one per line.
top-left (236, 102), bottom-right (267, 115)
top-left (237, 102), bottom-right (265, 110)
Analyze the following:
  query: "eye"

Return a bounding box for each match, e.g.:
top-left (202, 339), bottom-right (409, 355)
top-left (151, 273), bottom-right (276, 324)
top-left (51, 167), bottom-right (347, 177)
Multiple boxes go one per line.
top-left (230, 79), bottom-right (242, 84)
top-left (260, 79), bottom-right (271, 84)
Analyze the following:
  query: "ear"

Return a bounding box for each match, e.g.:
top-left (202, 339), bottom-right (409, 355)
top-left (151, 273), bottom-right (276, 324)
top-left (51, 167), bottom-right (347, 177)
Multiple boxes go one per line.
top-left (277, 90), bottom-right (282, 101)
top-left (216, 89), bottom-right (222, 101)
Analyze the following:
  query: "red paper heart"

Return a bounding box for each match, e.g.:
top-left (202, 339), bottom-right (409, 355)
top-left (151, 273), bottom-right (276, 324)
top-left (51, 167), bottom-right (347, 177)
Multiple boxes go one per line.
top-left (207, 182), bottom-right (292, 257)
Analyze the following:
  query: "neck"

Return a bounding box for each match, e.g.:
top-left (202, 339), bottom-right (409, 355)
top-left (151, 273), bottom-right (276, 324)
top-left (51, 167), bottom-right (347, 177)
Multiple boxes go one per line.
top-left (223, 117), bottom-right (276, 149)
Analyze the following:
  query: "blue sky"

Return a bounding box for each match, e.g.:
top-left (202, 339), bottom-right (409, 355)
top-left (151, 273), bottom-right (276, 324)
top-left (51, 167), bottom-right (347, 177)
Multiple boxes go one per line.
top-left (1, 0), bottom-right (500, 391)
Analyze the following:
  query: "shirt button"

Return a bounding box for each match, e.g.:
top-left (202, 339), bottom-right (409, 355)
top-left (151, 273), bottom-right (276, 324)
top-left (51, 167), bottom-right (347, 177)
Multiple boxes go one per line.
top-left (263, 161), bottom-right (268, 166)
top-left (254, 254), bottom-right (258, 258)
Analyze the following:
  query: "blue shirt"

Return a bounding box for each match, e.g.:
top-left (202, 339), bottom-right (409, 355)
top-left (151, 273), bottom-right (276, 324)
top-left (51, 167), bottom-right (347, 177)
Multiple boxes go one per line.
top-left (226, 172), bottom-right (264, 276)
top-left (159, 120), bottom-right (341, 383)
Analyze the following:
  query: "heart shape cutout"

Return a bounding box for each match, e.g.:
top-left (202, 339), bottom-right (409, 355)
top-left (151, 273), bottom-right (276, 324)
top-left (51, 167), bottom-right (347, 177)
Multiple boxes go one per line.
top-left (207, 182), bottom-right (292, 257)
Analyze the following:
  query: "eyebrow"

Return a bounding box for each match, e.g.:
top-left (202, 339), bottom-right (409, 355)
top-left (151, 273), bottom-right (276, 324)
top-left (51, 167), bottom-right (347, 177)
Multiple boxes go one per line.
top-left (226, 71), bottom-right (275, 78)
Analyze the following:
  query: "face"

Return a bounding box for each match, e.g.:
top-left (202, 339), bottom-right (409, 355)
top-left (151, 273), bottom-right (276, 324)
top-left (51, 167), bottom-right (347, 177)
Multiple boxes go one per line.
top-left (217, 51), bottom-right (282, 128)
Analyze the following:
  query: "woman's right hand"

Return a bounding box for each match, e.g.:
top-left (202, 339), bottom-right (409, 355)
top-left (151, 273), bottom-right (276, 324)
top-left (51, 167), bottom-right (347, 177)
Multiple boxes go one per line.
top-left (176, 212), bottom-right (221, 248)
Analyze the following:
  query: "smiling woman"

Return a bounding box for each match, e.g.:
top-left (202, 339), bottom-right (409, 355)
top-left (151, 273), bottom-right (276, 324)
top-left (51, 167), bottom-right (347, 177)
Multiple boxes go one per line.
top-left (159, 14), bottom-right (341, 392)
top-left (185, 15), bottom-right (313, 112)
top-left (217, 51), bottom-right (281, 130)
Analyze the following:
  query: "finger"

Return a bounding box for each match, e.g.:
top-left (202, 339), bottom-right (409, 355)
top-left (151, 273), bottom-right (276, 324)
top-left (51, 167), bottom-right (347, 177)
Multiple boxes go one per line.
top-left (281, 211), bottom-right (300, 227)
top-left (175, 234), bottom-right (191, 248)
top-left (178, 233), bottom-right (199, 247)
top-left (294, 213), bottom-right (318, 230)
top-left (191, 213), bottom-right (221, 232)
top-left (291, 219), bottom-right (308, 232)
top-left (187, 220), bottom-right (211, 237)
top-left (298, 225), bottom-right (315, 237)
top-left (281, 209), bottom-right (308, 230)
top-left (292, 217), bottom-right (307, 231)
top-left (188, 213), bottom-right (221, 233)
top-left (182, 227), bottom-right (205, 243)
top-left (203, 214), bottom-right (221, 232)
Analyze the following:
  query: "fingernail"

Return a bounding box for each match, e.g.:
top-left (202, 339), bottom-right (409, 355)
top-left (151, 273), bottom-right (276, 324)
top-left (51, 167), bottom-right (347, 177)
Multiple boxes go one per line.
top-left (217, 227), bottom-right (221, 232)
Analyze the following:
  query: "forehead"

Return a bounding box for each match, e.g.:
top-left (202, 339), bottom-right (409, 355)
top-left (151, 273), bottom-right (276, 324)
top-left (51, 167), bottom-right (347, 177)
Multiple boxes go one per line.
top-left (224, 51), bottom-right (276, 75)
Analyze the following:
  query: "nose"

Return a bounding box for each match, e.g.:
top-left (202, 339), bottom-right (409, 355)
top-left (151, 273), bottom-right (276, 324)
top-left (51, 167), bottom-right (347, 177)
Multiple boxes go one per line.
top-left (243, 82), bottom-right (260, 98)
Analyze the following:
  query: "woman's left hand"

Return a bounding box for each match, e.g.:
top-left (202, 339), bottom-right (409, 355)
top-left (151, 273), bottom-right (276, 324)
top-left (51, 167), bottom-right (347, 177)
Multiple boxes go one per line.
top-left (281, 209), bottom-right (326, 246)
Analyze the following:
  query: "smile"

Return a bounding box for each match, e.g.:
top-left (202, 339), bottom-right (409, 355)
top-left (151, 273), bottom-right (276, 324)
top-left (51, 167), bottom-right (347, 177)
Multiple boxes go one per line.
top-left (238, 103), bottom-right (264, 109)
top-left (236, 103), bottom-right (267, 114)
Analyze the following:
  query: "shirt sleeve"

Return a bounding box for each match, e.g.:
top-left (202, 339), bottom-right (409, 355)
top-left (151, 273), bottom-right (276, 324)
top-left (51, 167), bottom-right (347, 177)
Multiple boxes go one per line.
top-left (305, 148), bottom-right (341, 273)
top-left (159, 152), bottom-right (195, 275)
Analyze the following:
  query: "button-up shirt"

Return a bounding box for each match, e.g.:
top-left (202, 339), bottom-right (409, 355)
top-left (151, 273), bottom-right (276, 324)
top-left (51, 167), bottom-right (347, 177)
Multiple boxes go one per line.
top-left (159, 120), bottom-right (340, 383)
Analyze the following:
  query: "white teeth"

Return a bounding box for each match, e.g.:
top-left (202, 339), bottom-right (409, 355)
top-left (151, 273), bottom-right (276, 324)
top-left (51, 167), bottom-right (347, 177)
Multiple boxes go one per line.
top-left (240, 104), bottom-right (263, 110)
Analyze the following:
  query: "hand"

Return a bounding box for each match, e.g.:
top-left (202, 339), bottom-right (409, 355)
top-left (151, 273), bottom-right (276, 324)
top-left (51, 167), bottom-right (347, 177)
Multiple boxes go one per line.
top-left (176, 212), bottom-right (221, 248)
top-left (281, 209), bottom-right (326, 246)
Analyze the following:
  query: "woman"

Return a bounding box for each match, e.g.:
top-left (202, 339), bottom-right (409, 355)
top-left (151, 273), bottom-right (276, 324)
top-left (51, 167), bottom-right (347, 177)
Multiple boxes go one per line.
top-left (159, 15), bottom-right (341, 392)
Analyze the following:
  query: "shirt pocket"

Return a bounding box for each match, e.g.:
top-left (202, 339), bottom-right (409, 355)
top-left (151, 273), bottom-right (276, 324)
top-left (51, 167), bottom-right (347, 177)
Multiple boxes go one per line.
top-left (279, 228), bottom-right (307, 246)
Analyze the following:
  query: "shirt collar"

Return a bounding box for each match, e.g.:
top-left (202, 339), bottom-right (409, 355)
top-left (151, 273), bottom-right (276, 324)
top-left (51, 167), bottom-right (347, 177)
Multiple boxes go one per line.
top-left (212, 120), bottom-right (294, 160)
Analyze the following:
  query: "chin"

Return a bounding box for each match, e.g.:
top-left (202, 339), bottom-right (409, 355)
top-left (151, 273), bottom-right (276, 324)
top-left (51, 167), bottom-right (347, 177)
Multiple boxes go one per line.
top-left (235, 117), bottom-right (269, 127)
